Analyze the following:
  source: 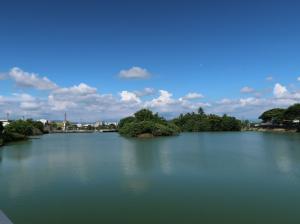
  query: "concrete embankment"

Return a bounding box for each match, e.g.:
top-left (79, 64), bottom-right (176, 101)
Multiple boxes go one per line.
top-left (243, 128), bottom-right (298, 133)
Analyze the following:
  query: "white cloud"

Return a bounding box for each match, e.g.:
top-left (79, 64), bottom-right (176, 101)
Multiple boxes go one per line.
top-left (297, 77), bottom-right (300, 81)
top-left (3, 66), bottom-right (300, 121)
top-left (118, 66), bottom-right (151, 79)
top-left (134, 88), bottom-right (156, 97)
top-left (266, 76), bottom-right (273, 81)
top-left (119, 91), bottom-right (141, 103)
top-left (273, 83), bottom-right (288, 98)
top-left (240, 86), bottom-right (255, 93)
top-left (53, 83), bottom-right (97, 95)
top-left (179, 92), bottom-right (204, 100)
top-left (9, 67), bottom-right (58, 90)
top-left (145, 90), bottom-right (174, 108)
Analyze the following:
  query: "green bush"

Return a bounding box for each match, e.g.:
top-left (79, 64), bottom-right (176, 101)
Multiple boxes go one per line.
top-left (172, 108), bottom-right (241, 132)
top-left (118, 109), bottom-right (179, 137)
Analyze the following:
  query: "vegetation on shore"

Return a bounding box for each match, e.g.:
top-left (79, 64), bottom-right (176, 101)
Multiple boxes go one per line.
top-left (118, 108), bottom-right (242, 138)
top-left (0, 119), bottom-right (44, 146)
top-left (259, 103), bottom-right (300, 131)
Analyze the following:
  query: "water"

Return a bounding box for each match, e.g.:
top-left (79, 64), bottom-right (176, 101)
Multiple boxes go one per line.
top-left (0, 132), bottom-right (300, 224)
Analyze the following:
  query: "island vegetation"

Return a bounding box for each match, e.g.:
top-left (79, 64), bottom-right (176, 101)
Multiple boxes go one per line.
top-left (118, 109), bottom-right (180, 137)
top-left (0, 119), bottom-right (44, 146)
top-left (172, 107), bottom-right (242, 132)
top-left (118, 108), bottom-right (242, 138)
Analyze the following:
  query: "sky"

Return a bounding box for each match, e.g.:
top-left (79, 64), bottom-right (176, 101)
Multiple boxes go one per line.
top-left (1, 0), bottom-right (300, 121)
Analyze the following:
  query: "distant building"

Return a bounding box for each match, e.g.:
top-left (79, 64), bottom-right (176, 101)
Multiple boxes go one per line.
top-left (38, 119), bottom-right (48, 125)
top-left (94, 121), bottom-right (101, 128)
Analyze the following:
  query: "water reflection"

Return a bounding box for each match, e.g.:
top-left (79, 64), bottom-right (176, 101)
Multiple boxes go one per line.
top-left (2, 141), bottom-right (33, 162)
top-left (0, 149), bottom-right (3, 163)
top-left (120, 137), bottom-right (175, 193)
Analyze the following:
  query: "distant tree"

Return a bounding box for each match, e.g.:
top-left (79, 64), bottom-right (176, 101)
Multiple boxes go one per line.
top-left (134, 109), bottom-right (157, 121)
top-left (283, 104), bottom-right (300, 120)
top-left (118, 109), bottom-right (179, 137)
top-left (118, 116), bottom-right (136, 129)
top-left (172, 111), bottom-right (241, 132)
top-left (197, 107), bottom-right (205, 116)
top-left (4, 120), bottom-right (34, 136)
top-left (0, 122), bottom-right (3, 137)
top-left (259, 108), bottom-right (285, 123)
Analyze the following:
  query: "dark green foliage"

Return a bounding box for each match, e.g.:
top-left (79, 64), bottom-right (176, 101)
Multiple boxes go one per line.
top-left (5, 120), bottom-right (34, 136)
top-left (2, 132), bottom-right (27, 142)
top-left (0, 122), bottom-right (3, 137)
top-left (118, 109), bottom-right (179, 137)
top-left (283, 104), bottom-right (300, 120)
top-left (198, 107), bottom-right (205, 116)
top-left (259, 108), bottom-right (285, 123)
top-left (172, 110), bottom-right (241, 132)
top-left (2, 119), bottom-right (45, 144)
top-left (26, 119), bottom-right (44, 132)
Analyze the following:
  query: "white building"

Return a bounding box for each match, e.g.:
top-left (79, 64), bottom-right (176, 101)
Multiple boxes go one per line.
top-left (38, 119), bottom-right (48, 125)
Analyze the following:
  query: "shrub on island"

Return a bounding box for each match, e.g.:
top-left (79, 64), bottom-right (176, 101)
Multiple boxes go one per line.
top-left (172, 108), bottom-right (242, 132)
top-left (118, 109), bottom-right (180, 137)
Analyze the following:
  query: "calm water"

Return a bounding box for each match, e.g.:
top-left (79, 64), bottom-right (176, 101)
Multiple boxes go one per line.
top-left (1, 132), bottom-right (300, 224)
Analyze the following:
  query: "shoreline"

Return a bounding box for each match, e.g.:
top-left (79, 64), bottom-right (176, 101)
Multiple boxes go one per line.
top-left (243, 128), bottom-right (298, 133)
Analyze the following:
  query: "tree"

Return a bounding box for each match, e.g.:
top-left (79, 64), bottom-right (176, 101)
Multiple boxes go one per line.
top-left (198, 107), bottom-right (205, 116)
top-left (134, 109), bottom-right (157, 121)
top-left (5, 120), bottom-right (34, 136)
top-left (284, 104), bottom-right (300, 120)
top-left (118, 109), bottom-right (179, 137)
top-left (0, 122), bottom-right (3, 137)
top-left (259, 108), bottom-right (285, 123)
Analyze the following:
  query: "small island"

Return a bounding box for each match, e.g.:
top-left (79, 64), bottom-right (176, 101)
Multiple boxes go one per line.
top-left (118, 109), bottom-right (180, 138)
top-left (118, 108), bottom-right (242, 138)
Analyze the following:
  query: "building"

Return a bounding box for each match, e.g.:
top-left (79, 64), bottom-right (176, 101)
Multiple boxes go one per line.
top-left (38, 119), bottom-right (48, 125)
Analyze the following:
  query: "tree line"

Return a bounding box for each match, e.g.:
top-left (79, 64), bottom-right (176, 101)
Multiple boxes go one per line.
top-left (118, 108), bottom-right (242, 138)
top-left (259, 103), bottom-right (300, 131)
top-left (0, 119), bottom-right (44, 146)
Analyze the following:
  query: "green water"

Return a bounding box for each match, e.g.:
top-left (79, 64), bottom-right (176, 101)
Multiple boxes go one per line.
top-left (0, 132), bottom-right (300, 224)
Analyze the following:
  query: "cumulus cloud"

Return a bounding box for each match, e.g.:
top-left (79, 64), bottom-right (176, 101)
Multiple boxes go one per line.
top-left (9, 67), bottom-right (57, 90)
top-left (240, 86), bottom-right (255, 93)
top-left (179, 92), bottom-right (204, 100)
top-left (134, 88), bottom-right (156, 97)
top-left (273, 83), bottom-right (288, 98)
top-left (145, 90), bottom-right (174, 108)
top-left (2, 66), bottom-right (300, 121)
top-left (119, 91), bottom-right (141, 103)
top-left (52, 83), bottom-right (97, 95)
top-left (118, 66), bottom-right (151, 79)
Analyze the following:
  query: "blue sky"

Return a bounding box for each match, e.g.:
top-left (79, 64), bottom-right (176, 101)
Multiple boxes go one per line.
top-left (1, 0), bottom-right (300, 121)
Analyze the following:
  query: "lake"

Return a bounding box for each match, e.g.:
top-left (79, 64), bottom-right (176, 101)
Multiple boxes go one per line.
top-left (0, 132), bottom-right (300, 223)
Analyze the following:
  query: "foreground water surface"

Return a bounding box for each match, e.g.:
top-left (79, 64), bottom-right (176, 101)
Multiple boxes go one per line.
top-left (0, 132), bottom-right (300, 223)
